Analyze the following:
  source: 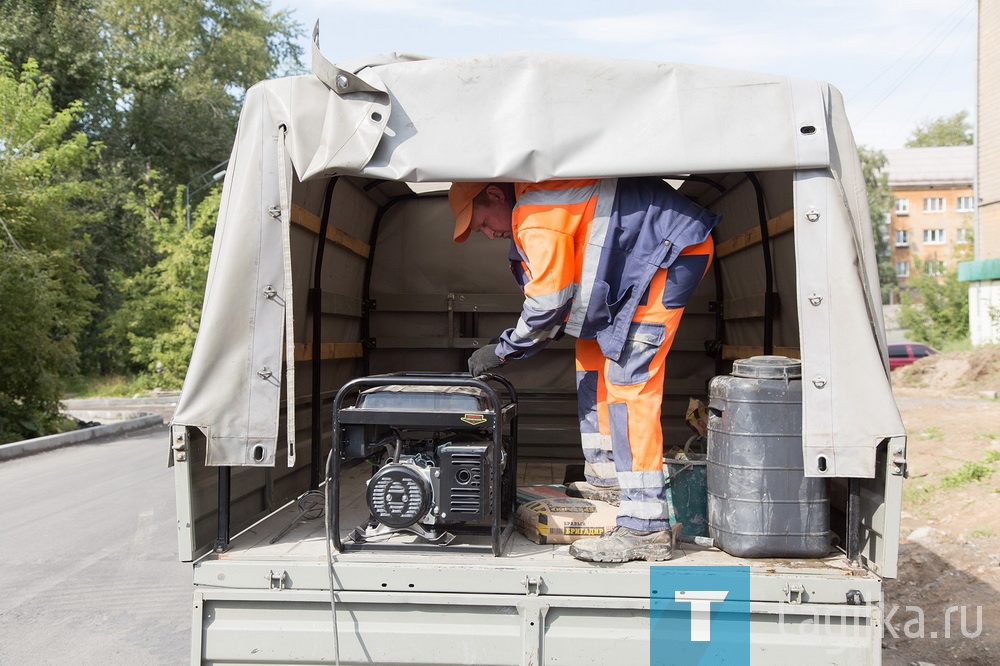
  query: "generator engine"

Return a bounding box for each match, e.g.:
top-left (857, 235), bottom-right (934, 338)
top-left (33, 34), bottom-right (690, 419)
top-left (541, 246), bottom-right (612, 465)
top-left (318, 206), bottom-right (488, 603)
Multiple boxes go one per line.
top-left (366, 434), bottom-right (498, 529)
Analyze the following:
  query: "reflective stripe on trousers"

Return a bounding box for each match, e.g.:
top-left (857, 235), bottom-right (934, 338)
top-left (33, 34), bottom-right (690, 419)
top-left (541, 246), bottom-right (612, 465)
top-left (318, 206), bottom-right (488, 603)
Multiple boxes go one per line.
top-left (575, 236), bottom-right (714, 532)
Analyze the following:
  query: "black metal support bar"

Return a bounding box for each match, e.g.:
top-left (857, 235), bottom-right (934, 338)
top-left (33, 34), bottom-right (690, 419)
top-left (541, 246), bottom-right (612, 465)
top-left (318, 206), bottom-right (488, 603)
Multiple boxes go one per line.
top-left (847, 477), bottom-right (861, 564)
top-left (361, 194), bottom-right (418, 376)
top-left (309, 177), bottom-right (339, 491)
top-left (215, 466), bottom-right (231, 553)
top-left (745, 172), bottom-right (775, 355)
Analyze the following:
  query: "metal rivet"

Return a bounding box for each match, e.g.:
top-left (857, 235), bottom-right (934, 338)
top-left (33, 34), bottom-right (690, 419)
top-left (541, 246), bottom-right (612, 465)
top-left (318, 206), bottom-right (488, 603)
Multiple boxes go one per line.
top-left (257, 367), bottom-right (273, 380)
top-left (263, 285), bottom-right (277, 300)
top-left (808, 292), bottom-right (823, 306)
top-left (805, 209), bottom-right (821, 222)
top-left (335, 74), bottom-right (349, 90)
top-left (812, 376), bottom-right (827, 389)
top-left (268, 206), bottom-right (281, 219)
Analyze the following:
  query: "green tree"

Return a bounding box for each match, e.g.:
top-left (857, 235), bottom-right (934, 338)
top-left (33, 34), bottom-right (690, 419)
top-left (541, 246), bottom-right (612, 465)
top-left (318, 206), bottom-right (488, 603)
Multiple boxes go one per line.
top-left (1, 0), bottom-right (303, 376)
top-left (0, 57), bottom-right (100, 442)
top-left (859, 146), bottom-right (897, 303)
top-left (109, 173), bottom-right (218, 389)
top-left (905, 111), bottom-right (974, 147)
top-left (898, 261), bottom-right (970, 349)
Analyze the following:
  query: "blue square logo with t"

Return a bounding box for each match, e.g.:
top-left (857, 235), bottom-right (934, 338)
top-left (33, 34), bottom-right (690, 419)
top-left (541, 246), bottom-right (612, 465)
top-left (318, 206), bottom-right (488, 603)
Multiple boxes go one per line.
top-left (650, 566), bottom-right (750, 665)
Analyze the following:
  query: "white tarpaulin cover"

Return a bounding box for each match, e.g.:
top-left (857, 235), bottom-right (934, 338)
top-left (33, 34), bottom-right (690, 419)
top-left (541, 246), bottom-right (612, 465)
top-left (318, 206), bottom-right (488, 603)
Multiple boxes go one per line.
top-left (173, 43), bottom-right (905, 477)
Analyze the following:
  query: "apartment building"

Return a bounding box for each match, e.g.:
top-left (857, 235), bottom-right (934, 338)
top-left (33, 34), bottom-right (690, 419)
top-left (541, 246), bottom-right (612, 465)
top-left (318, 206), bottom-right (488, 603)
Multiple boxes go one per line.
top-left (978, 0), bottom-right (1000, 260)
top-left (957, 0), bottom-right (1000, 345)
top-left (886, 145), bottom-right (975, 290)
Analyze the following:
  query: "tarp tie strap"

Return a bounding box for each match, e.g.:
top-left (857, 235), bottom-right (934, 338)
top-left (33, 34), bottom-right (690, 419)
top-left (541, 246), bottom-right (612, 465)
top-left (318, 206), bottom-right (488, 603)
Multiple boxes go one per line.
top-left (278, 125), bottom-right (297, 468)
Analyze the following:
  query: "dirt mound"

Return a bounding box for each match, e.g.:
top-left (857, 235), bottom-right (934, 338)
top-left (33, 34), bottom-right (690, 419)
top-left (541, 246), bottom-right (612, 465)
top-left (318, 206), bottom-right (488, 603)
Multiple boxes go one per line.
top-left (893, 344), bottom-right (1000, 394)
top-left (885, 372), bottom-right (1000, 665)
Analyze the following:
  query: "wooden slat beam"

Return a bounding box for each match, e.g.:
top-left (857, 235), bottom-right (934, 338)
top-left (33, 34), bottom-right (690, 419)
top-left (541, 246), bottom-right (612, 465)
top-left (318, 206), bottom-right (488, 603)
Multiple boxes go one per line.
top-left (290, 204), bottom-right (371, 259)
top-left (293, 342), bottom-right (364, 362)
top-left (371, 292), bottom-right (525, 313)
top-left (716, 209), bottom-right (794, 259)
top-left (722, 345), bottom-right (800, 361)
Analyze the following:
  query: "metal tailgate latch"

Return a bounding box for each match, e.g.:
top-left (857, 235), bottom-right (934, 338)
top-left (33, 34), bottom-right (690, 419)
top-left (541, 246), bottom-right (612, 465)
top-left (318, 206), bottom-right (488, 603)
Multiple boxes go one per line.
top-left (782, 583), bottom-right (805, 604)
top-left (524, 575), bottom-right (543, 596)
top-left (890, 440), bottom-right (908, 478)
top-left (172, 430), bottom-right (188, 463)
top-left (268, 570), bottom-right (288, 590)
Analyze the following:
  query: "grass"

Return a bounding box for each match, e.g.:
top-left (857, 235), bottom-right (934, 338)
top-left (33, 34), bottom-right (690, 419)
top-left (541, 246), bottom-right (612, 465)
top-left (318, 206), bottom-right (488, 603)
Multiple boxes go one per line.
top-left (908, 450), bottom-right (1000, 498)
top-left (60, 374), bottom-right (155, 399)
top-left (903, 481), bottom-right (936, 506)
top-left (918, 426), bottom-right (944, 440)
top-left (940, 461), bottom-right (995, 488)
top-left (971, 528), bottom-right (996, 539)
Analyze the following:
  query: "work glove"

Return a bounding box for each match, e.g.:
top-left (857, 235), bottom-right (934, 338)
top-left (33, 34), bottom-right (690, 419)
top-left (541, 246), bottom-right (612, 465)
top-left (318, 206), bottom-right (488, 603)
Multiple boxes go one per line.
top-left (468, 343), bottom-right (505, 376)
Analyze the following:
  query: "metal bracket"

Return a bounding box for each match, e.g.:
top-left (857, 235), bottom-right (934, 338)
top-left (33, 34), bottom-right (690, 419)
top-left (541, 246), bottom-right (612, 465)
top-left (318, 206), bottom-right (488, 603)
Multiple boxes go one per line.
top-left (890, 440), bottom-right (908, 478)
top-left (268, 570), bottom-right (288, 590)
top-left (782, 583), bottom-right (805, 604)
top-left (171, 430), bottom-right (188, 463)
top-left (524, 575), bottom-right (543, 596)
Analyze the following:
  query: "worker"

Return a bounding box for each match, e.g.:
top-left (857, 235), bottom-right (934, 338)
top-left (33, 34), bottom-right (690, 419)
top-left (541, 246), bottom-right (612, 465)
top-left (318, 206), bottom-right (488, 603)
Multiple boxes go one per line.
top-left (449, 177), bottom-right (720, 563)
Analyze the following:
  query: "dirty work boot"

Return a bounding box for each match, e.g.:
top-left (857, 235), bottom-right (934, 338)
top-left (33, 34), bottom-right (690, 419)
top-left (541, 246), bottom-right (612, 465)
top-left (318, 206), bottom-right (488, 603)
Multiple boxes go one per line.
top-left (569, 525), bottom-right (674, 563)
top-left (565, 481), bottom-right (621, 506)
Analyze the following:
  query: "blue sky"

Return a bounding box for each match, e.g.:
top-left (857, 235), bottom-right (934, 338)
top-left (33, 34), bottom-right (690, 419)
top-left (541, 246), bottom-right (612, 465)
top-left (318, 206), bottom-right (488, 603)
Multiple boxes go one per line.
top-left (274, 0), bottom-right (978, 151)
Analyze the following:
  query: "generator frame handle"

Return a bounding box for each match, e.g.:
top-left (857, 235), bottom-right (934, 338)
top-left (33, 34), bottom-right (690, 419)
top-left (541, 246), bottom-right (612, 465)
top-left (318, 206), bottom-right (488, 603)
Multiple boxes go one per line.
top-left (328, 372), bottom-right (518, 556)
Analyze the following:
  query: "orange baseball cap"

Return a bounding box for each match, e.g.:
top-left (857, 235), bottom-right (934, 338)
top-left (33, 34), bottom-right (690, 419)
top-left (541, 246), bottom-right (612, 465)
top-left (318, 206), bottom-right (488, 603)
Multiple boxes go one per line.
top-left (448, 182), bottom-right (490, 243)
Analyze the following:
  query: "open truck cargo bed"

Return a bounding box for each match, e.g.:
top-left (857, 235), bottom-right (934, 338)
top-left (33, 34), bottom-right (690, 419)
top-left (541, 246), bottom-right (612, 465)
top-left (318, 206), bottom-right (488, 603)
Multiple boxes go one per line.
top-left (190, 463), bottom-right (883, 665)
top-left (171, 40), bottom-right (906, 665)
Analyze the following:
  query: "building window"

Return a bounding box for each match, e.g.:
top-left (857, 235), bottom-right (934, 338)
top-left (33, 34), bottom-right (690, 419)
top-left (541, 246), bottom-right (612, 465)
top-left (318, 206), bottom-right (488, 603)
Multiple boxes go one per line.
top-left (895, 261), bottom-right (910, 277)
top-left (894, 229), bottom-right (909, 246)
top-left (925, 260), bottom-right (946, 276)
top-left (895, 198), bottom-right (910, 215)
top-left (923, 197), bottom-right (945, 213)
top-left (956, 196), bottom-right (975, 212)
top-left (923, 229), bottom-right (946, 244)
top-left (956, 228), bottom-right (971, 243)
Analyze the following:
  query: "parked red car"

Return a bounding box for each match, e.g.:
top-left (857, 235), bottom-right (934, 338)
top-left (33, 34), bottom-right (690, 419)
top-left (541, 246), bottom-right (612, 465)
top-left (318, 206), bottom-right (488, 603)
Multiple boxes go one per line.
top-left (887, 341), bottom-right (938, 370)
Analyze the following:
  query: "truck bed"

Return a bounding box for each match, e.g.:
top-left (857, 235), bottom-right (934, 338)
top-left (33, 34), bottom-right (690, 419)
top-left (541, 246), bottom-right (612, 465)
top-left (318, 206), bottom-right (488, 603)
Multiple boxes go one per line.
top-left (198, 459), bottom-right (866, 587)
top-left (191, 460), bottom-right (883, 665)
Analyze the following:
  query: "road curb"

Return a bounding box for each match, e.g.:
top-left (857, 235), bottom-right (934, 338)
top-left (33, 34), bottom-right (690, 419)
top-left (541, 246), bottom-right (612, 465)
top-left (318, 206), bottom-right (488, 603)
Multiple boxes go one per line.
top-left (0, 413), bottom-right (165, 462)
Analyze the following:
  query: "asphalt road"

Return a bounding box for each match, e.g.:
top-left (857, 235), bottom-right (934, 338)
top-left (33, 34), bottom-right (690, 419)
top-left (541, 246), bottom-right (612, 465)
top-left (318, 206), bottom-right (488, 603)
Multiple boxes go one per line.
top-left (0, 424), bottom-right (191, 665)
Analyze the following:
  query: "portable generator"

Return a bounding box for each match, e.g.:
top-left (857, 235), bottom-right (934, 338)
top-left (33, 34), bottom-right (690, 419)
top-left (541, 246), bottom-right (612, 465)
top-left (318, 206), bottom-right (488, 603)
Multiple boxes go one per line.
top-left (328, 373), bottom-right (518, 556)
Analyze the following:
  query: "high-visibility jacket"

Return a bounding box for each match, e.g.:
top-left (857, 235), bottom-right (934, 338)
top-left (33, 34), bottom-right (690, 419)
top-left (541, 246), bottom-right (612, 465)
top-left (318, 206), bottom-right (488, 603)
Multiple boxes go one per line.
top-left (496, 177), bottom-right (721, 362)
